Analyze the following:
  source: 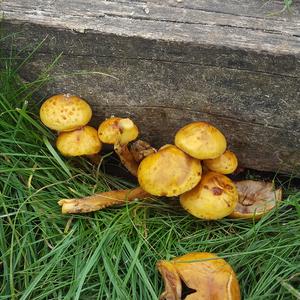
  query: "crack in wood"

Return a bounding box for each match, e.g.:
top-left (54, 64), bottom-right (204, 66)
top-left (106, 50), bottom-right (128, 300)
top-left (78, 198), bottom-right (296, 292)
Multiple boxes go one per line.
top-left (101, 12), bottom-right (298, 37)
top-left (14, 49), bottom-right (299, 79)
top-left (92, 104), bottom-right (300, 134)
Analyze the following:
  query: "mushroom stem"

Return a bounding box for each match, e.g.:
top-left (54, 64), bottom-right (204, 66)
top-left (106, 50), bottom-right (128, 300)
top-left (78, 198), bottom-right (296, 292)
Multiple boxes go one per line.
top-left (58, 187), bottom-right (149, 214)
top-left (114, 143), bottom-right (139, 176)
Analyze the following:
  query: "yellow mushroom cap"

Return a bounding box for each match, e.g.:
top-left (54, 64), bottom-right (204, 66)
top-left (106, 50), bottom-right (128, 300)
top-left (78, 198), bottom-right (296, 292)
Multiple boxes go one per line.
top-left (40, 94), bottom-right (92, 132)
top-left (180, 171), bottom-right (238, 220)
top-left (175, 122), bottom-right (227, 159)
top-left (157, 252), bottom-right (241, 300)
top-left (56, 126), bottom-right (102, 156)
top-left (203, 150), bottom-right (238, 174)
top-left (137, 144), bottom-right (202, 197)
top-left (229, 180), bottom-right (282, 219)
top-left (98, 117), bottom-right (139, 145)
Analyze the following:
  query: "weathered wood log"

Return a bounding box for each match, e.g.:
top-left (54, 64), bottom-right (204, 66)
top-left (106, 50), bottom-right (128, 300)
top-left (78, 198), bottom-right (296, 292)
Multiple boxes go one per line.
top-left (1, 0), bottom-right (299, 174)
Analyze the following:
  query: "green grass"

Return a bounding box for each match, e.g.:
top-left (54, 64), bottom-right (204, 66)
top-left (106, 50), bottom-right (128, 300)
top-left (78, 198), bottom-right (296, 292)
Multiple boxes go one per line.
top-left (1, 39), bottom-right (300, 300)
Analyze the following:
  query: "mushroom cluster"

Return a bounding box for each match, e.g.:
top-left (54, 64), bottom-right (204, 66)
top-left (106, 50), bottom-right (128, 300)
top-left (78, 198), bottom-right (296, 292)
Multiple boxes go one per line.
top-left (40, 94), bottom-right (102, 163)
top-left (39, 94), bottom-right (285, 299)
top-left (39, 94), bottom-right (282, 220)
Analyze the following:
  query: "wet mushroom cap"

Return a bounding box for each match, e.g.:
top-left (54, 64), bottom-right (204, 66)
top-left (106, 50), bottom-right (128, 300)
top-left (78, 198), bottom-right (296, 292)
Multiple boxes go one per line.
top-left (56, 126), bottom-right (102, 156)
top-left (98, 117), bottom-right (139, 145)
top-left (175, 122), bottom-right (227, 160)
top-left (180, 171), bottom-right (238, 220)
top-left (157, 252), bottom-right (241, 300)
top-left (137, 144), bottom-right (202, 197)
top-left (203, 150), bottom-right (238, 174)
top-left (229, 180), bottom-right (282, 219)
top-left (40, 94), bottom-right (92, 132)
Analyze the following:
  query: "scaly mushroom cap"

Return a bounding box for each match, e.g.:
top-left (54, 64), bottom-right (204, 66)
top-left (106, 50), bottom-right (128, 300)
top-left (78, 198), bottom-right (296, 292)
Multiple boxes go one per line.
top-left (180, 171), bottom-right (238, 220)
top-left (98, 117), bottom-right (139, 145)
top-left (229, 180), bottom-right (282, 219)
top-left (157, 252), bottom-right (241, 300)
top-left (203, 150), bottom-right (238, 174)
top-left (137, 145), bottom-right (202, 197)
top-left (40, 94), bottom-right (92, 132)
top-left (56, 126), bottom-right (102, 156)
top-left (175, 122), bottom-right (227, 160)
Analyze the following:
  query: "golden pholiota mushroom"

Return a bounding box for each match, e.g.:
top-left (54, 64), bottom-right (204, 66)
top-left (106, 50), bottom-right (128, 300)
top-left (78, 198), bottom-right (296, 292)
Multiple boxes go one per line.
top-left (57, 144), bottom-right (202, 214)
top-left (40, 94), bottom-right (92, 132)
top-left (175, 122), bottom-right (227, 160)
top-left (138, 144), bottom-right (202, 197)
top-left (58, 187), bottom-right (149, 214)
top-left (180, 171), bottom-right (238, 220)
top-left (98, 117), bottom-right (139, 176)
top-left (203, 150), bottom-right (238, 174)
top-left (56, 126), bottom-right (102, 164)
top-left (229, 180), bottom-right (282, 219)
top-left (157, 252), bottom-right (241, 300)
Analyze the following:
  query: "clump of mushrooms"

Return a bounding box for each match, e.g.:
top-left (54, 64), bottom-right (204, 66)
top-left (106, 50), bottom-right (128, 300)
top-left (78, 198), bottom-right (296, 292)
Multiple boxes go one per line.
top-left (40, 94), bottom-right (102, 163)
top-left (56, 117), bottom-right (282, 220)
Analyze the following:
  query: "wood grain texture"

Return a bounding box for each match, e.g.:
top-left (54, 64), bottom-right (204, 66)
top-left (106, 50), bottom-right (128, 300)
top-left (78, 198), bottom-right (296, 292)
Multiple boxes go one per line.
top-left (1, 0), bottom-right (299, 174)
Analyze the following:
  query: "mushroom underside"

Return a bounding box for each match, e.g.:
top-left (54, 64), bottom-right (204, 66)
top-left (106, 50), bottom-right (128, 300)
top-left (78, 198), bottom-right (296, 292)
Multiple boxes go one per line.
top-left (234, 180), bottom-right (282, 214)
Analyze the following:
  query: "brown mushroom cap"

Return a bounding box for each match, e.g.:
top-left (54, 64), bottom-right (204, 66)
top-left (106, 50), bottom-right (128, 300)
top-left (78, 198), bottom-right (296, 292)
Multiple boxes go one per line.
top-left (175, 122), bottom-right (227, 160)
top-left (137, 144), bottom-right (202, 197)
top-left (40, 94), bottom-right (92, 132)
top-left (98, 117), bottom-right (139, 145)
top-left (180, 171), bottom-right (238, 220)
top-left (203, 150), bottom-right (238, 174)
top-left (229, 180), bottom-right (282, 219)
top-left (56, 126), bottom-right (102, 156)
top-left (157, 252), bottom-right (241, 300)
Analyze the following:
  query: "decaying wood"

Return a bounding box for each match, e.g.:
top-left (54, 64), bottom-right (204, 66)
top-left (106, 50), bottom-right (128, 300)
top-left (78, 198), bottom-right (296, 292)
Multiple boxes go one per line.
top-left (1, 0), bottom-right (299, 174)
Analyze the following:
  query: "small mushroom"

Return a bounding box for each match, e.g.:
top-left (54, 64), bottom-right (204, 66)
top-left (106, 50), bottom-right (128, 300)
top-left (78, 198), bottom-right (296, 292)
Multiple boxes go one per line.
top-left (137, 144), bottom-right (202, 197)
top-left (229, 180), bottom-right (282, 219)
top-left (175, 122), bottom-right (227, 160)
top-left (180, 171), bottom-right (238, 220)
top-left (98, 117), bottom-right (139, 176)
top-left (58, 187), bottom-right (149, 214)
top-left (56, 126), bottom-right (102, 164)
top-left (40, 94), bottom-right (92, 132)
top-left (157, 252), bottom-right (241, 300)
top-left (203, 150), bottom-right (238, 174)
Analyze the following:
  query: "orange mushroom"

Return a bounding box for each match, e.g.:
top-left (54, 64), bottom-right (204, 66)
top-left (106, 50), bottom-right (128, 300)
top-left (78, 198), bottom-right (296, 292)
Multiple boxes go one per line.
top-left (137, 144), bottom-right (202, 197)
top-left (57, 144), bottom-right (202, 214)
top-left (203, 150), bottom-right (238, 174)
top-left (40, 94), bottom-right (92, 132)
top-left (98, 117), bottom-right (139, 176)
top-left (180, 171), bottom-right (238, 220)
top-left (56, 126), bottom-right (102, 164)
top-left (175, 122), bottom-right (227, 160)
top-left (157, 252), bottom-right (241, 300)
